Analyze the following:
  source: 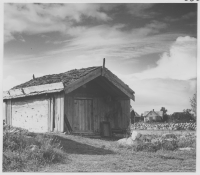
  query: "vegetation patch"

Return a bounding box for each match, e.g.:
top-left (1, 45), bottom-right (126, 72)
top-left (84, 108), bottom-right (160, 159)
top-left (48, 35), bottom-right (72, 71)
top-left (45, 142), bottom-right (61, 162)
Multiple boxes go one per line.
top-left (131, 122), bottom-right (196, 131)
top-left (3, 125), bottom-right (66, 172)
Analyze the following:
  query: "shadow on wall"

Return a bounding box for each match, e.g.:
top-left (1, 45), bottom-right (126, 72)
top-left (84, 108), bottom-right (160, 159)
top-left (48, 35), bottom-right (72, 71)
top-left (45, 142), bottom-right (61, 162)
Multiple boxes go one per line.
top-left (54, 135), bottom-right (115, 155)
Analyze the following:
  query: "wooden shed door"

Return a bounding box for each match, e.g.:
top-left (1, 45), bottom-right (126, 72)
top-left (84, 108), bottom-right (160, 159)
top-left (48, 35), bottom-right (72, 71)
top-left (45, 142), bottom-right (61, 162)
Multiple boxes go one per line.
top-left (74, 99), bottom-right (93, 132)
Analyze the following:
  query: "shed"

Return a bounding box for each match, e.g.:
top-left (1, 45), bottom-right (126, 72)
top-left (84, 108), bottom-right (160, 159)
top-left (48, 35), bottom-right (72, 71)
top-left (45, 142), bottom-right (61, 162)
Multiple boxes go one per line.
top-left (3, 64), bottom-right (135, 134)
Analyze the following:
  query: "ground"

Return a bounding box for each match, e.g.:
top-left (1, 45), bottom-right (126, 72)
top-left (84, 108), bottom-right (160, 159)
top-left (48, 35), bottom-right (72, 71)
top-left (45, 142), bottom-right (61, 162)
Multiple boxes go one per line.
top-left (41, 134), bottom-right (196, 172)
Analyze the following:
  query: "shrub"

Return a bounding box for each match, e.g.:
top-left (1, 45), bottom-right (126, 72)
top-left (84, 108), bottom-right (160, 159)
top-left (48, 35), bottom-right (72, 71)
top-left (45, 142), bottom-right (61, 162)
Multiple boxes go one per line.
top-left (177, 135), bottom-right (196, 148)
top-left (132, 141), bottom-right (161, 152)
top-left (3, 126), bottom-right (66, 172)
top-left (161, 139), bottom-right (178, 151)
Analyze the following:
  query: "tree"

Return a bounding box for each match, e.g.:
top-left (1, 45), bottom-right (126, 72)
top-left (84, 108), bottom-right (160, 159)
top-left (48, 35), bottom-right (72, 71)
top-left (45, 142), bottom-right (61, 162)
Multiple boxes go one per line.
top-left (182, 109), bottom-right (194, 122)
top-left (160, 107), bottom-right (168, 122)
top-left (190, 93), bottom-right (197, 118)
top-left (160, 107), bottom-right (167, 115)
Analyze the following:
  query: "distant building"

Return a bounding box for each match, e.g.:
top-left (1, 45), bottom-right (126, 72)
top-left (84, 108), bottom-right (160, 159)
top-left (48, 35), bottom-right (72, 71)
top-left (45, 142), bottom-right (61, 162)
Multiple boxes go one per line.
top-left (143, 109), bottom-right (163, 122)
top-left (131, 110), bottom-right (141, 123)
top-left (171, 112), bottom-right (194, 123)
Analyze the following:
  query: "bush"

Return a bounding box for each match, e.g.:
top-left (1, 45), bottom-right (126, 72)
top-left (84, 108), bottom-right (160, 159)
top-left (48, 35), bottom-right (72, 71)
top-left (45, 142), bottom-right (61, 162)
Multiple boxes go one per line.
top-left (3, 126), bottom-right (66, 172)
top-left (131, 122), bottom-right (196, 131)
top-left (177, 135), bottom-right (196, 148)
top-left (123, 132), bottom-right (196, 152)
top-left (161, 139), bottom-right (178, 151)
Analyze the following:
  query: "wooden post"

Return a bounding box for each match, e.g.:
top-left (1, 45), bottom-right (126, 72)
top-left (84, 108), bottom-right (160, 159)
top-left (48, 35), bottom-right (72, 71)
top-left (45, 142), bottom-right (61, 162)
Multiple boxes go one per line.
top-left (103, 58), bottom-right (105, 68)
top-left (60, 92), bottom-right (64, 132)
top-left (48, 98), bottom-right (51, 132)
top-left (50, 97), bottom-right (53, 132)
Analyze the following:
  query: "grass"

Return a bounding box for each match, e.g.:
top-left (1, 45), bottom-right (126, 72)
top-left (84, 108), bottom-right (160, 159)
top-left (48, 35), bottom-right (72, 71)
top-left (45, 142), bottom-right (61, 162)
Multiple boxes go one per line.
top-left (3, 125), bottom-right (66, 172)
top-left (41, 134), bottom-right (196, 172)
top-left (3, 126), bottom-right (196, 172)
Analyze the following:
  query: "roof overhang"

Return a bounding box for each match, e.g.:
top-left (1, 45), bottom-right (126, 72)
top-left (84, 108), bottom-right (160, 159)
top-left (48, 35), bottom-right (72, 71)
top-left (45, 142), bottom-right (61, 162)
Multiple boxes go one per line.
top-left (3, 82), bottom-right (64, 100)
top-left (102, 68), bottom-right (135, 101)
top-left (64, 67), bottom-right (135, 101)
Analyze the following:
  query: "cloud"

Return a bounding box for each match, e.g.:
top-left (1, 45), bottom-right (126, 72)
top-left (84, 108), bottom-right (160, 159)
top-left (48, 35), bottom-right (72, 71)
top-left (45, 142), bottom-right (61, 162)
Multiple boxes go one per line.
top-left (4, 3), bottom-right (112, 43)
top-left (112, 35), bottom-right (197, 114)
top-left (132, 36), bottom-right (197, 80)
top-left (53, 20), bottom-right (170, 59)
top-left (125, 3), bottom-right (156, 18)
top-left (181, 12), bottom-right (197, 20)
top-left (4, 3), bottom-right (162, 43)
top-left (131, 78), bottom-right (196, 113)
top-left (3, 76), bottom-right (22, 91)
top-left (116, 73), bottom-right (197, 114)
top-left (164, 12), bottom-right (196, 23)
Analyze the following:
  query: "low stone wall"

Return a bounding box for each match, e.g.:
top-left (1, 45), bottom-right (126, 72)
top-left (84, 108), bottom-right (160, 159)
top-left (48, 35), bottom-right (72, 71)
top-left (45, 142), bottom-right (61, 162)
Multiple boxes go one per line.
top-left (130, 130), bottom-right (196, 136)
top-left (131, 122), bottom-right (196, 131)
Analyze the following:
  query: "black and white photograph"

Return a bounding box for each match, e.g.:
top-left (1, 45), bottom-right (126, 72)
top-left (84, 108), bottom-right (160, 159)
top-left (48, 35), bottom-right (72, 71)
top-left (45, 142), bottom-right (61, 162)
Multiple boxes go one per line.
top-left (1, 0), bottom-right (198, 172)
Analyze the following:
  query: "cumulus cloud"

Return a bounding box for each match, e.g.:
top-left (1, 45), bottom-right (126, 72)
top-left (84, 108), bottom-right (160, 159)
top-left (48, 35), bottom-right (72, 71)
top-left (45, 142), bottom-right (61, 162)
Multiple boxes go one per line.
top-left (113, 36), bottom-right (197, 114)
top-left (116, 73), bottom-right (197, 114)
top-left (132, 36), bottom-right (197, 80)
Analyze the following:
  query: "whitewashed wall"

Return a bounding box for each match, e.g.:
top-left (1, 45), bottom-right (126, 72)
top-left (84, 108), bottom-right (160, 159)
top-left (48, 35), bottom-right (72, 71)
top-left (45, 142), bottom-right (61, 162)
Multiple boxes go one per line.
top-left (12, 96), bottom-right (49, 132)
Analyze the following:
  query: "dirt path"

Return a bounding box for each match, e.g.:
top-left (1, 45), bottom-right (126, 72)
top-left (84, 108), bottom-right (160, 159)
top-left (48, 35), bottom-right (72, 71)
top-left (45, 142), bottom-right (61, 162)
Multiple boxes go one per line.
top-left (41, 134), bottom-right (196, 172)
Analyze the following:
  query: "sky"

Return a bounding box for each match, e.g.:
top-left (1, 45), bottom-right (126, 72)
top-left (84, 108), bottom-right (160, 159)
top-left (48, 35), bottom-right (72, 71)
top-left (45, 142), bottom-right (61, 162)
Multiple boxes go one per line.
top-left (3, 2), bottom-right (197, 115)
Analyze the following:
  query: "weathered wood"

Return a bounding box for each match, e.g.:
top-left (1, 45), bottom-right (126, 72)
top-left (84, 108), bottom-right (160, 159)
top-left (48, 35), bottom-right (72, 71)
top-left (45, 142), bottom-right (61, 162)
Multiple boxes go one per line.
top-left (65, 67), bottom-right (102, 94)
top-left (3, 82), bottom-right (64, 100)
top-left (72, 98), bottom-right (93, 132)
top-left (60, 92), bottom-right (64, 132)
top-left (50, 97), bottom-right (54, 132)
top-left (103, 68), bottom-right (134, 93)
top-left (91, 100), bottom-right (94, 131)
top-left (93, 78), bottom-right (118, 97)
top-left (6, 100), bottom-right (12, 125)
top-left (48, 98), bottom-right (51, 132)
top-left (57, 94), bottom-right (61, 132)
top-left (102, 68), bottom-right (135, 101)
top-left (3, 101), bottom-right (6, 121)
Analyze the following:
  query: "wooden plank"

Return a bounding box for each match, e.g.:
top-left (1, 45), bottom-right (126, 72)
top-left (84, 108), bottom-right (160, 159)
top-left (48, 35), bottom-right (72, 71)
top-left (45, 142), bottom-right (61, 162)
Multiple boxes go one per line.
top-left (91, 100), bottom-right (94, 131)
top-left (85, 100), bottom-right (87, 131)
top-left (94, 98), bottom-right (98, 132)
top-left (94, 78), bottom-right (120, 97)
top-left (57, 94), bottom-right (61, 132)
top-left (55, 95), bottom-right (59, 132)
top-left (60, 92), bottom-right (64, 132)
top-left (65, 67), bottom-right (102, 94)
top-left (3, 101), bottom-right (6, 121)
top-left (88, 100), bottom-right (91, 131)
top-left (50, 97), bottom-right (54, 132)
top-left (74, 99), bottom-right (78, 131)
top-left (7, 100), bottom-right (12, 125)
top-left (48, 98), bottom-right (51, 132)
top-left (6, 101), bottom-right (9, 125)
top-left (71, 97), bottom-right (74, 131)
top-left (4, 82), bottom-right (64, 100)
top-left (93, 98), bottom-right (96, 132)
top-left (79, 100), bottom-right (82, 131)
top-left (69, 97), bottom-right (73, 127)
